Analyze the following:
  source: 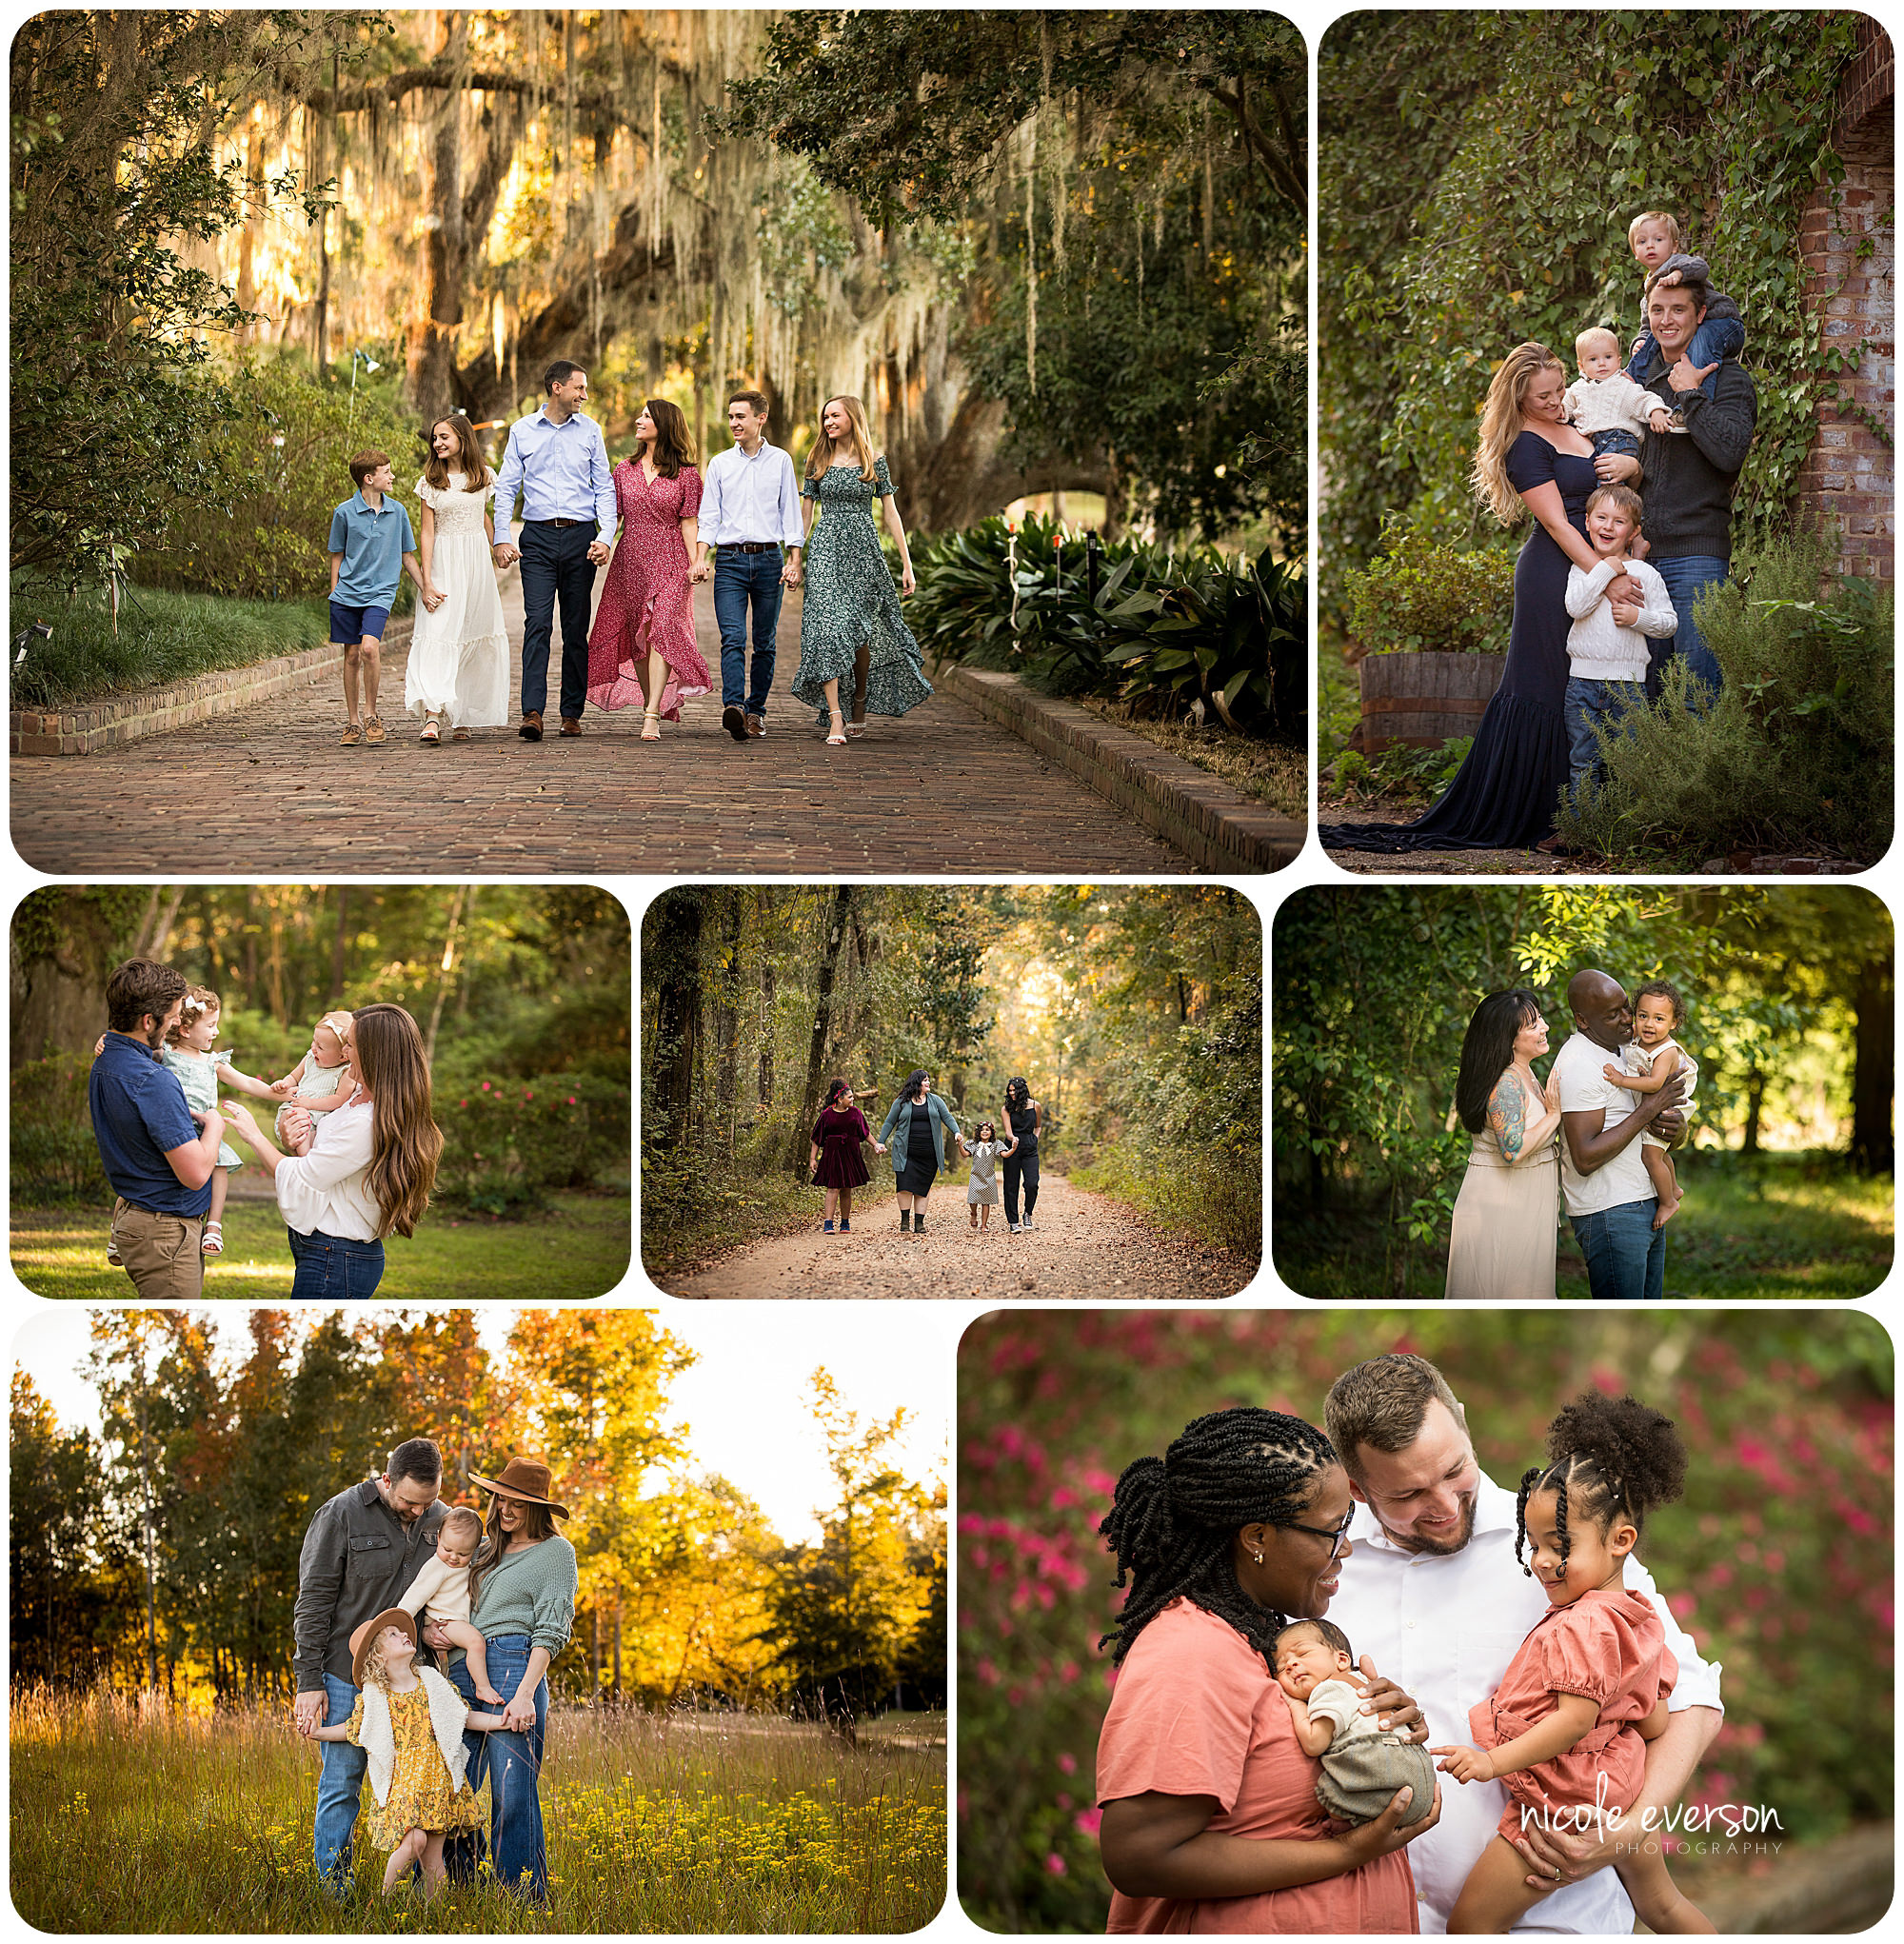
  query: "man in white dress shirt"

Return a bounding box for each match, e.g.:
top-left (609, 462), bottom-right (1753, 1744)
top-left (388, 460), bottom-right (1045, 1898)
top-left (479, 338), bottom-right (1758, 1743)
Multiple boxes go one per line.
top-left (1323, 1353), bottom-right (1722, 1934)
top-left (693, 388), bottom-right (803, 742)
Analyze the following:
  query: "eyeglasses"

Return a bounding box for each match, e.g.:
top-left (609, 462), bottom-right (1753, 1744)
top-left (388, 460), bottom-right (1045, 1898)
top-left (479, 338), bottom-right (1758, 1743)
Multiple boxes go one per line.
top-left (1282, 1509), bottom-right (1357, 1560)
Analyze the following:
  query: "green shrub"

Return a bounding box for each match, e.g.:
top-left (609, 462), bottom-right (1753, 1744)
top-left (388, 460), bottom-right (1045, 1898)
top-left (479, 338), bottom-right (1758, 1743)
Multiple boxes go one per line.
top-left (1555, 533), bottom-right (1894, 862)
top-left (10, 1053), bottom-right (107, 1203)
top-left (1339, 516), bottom-right (1517, 656)
top-left (436, 1072), bottom-right (630, 1217)
top-left (910, 513), bottom-right (1299, 738)
top-left (142, 350), bottom-right (424, 601)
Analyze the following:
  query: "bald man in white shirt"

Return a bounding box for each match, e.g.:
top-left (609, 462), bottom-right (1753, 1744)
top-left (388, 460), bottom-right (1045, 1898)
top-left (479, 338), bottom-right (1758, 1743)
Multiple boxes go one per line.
top-left (1322, 1353), bottom-right (1722, 1934)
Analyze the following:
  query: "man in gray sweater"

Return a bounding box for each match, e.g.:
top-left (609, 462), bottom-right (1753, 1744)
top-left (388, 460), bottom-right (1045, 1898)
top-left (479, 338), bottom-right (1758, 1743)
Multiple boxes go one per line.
top-left (1597, 271), bottom-right (1757, 700)
top-left (293, 1438), bottom-right (450, 1894)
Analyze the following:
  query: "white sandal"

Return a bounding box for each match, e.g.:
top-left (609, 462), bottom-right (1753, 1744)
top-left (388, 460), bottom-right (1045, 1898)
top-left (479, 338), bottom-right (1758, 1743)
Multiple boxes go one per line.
top-left (642, 708), bottom-right (663, 742)
top-left (826, 708), bottom-right (848, 747)
top-left (202, 1220), bottom-right (225, 1257)
top-left (420, 716), bottom-right (441, 744)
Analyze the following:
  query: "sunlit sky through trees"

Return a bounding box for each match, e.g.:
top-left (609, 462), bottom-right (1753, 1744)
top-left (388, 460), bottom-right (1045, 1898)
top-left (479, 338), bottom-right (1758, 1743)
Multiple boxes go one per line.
top-left (13, 1307), bottom-right (946, 1548)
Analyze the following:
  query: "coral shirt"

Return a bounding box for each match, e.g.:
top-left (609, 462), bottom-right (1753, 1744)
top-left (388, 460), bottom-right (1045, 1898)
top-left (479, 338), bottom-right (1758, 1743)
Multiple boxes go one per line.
top-left (1097, 1599), bottom-right (1418, 1934)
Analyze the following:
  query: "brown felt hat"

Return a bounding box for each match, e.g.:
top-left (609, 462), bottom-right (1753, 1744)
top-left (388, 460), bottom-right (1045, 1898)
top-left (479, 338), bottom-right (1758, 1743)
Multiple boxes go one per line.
top-left (466, 1455), bottom-right (569, 1518)
top-left (349, 1606), bottom-right (418, 1687)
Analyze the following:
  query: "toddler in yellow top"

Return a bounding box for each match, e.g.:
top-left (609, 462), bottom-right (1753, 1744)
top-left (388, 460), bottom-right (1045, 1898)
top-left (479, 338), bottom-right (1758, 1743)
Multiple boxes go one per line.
top-left (307, 1607), bottom-right (504, 1897)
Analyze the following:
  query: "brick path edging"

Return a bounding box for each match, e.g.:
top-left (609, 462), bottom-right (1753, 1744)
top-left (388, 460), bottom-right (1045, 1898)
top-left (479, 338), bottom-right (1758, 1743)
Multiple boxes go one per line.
top-left (941, 664), bottom-right (1303, 874)
top-left (10, 617), bottom-right (415, 756)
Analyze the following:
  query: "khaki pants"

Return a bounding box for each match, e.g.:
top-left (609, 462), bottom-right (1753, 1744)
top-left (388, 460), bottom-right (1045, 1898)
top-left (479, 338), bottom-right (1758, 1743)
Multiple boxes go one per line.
top-left (110, 1199), bottom-right (206, 1299)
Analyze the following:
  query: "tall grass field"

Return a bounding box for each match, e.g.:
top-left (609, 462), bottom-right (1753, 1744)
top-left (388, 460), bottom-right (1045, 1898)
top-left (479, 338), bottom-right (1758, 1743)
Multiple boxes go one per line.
top-left (11, 1689), bottom-right (946, 1933)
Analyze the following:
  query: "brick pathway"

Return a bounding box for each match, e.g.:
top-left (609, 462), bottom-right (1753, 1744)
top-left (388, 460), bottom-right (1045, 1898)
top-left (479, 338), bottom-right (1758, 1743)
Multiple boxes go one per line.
top-left (13, 575), bottom-right (1189, 875)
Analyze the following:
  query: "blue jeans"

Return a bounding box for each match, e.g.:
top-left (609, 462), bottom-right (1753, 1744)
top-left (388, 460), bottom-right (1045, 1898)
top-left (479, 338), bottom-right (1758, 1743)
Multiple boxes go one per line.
top-left (442, 1637), bottom-right (549, 1904)
top-left (288, 1225), bottom-right (386, 1299)
top-left (314, 1672), bottom-right (367, 1893)
top-left (714, 548), bottom-right (783, 715)
top-left (518, 520), bottom-right (599, 720)
top-left (1563, 676), bottom-right (1648, 802)
top-left (1647, 554), bottom-right (1728, 701)
top-left (1589, 427), bottom-right (1641, 460)
top-left (1570, 1199), bottom-right (1665, 1299)
top-left (1625, 315), bottom-right (1747, 400)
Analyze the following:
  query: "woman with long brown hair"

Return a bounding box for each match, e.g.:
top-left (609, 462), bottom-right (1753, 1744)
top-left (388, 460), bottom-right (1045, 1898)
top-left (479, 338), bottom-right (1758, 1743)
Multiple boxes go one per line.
top-left (221, 1002), bottom-right (443, 1297)
top-left (789, 395), bottom-right (930, 745)
top-left (585, 397), bottom-right (711, 740)
top-left (407, 413), bottom-right (510, 744)
top-left (428, 1457), bottom-right (577, 1908)
top-left (1320, 342), bottom-right (1645, 854)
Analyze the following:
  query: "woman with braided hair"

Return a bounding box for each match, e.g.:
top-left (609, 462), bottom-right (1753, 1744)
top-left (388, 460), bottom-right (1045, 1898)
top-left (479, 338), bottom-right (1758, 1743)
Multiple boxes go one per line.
top-left (1094, 1406), bottom-right (1439, 1933)
top-left (1430, 1392), bottom-right (1711, 1934)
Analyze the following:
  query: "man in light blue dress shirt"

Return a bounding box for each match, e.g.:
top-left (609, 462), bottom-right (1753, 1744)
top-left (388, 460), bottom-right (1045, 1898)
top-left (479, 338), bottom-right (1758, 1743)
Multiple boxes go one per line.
top-left (691, 389), bottom-right (804, 741)
top-left (490, 359), bottom-right (619, 741)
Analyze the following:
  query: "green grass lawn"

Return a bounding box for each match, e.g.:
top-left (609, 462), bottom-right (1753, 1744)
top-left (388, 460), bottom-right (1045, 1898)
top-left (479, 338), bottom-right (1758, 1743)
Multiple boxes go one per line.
top-left (12, 1689), bottom-right (945, 1933)
top-left (11, 1190), bottom-right (631, 1301)
top-left (10, 578), bottom-right (350, 711)
top-left (1277, 1153), bottom-right (1893, 1299)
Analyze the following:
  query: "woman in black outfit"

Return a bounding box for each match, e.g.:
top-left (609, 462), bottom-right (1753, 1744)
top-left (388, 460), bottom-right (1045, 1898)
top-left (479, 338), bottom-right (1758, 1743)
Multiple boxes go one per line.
top-left (1320, 341), bottom-right (1646, 854)
top-left (875, 1067), bottom-right (962, 1235)
top-left (1002, 1076), bottom-right (1041, 1234)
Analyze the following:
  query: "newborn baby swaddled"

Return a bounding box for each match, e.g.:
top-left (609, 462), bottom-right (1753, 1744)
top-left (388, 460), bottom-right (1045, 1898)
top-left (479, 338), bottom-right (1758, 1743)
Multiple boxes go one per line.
top-left (1274, 1617), bottom-right (1438, 1828)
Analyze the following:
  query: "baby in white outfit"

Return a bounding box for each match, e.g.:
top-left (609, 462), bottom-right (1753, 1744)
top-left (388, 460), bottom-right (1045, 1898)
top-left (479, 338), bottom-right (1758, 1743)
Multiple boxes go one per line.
top-left (399, 1506), bottom-right (504, 1703)
top-left (1602, 981), bottom-right (1698, 1231)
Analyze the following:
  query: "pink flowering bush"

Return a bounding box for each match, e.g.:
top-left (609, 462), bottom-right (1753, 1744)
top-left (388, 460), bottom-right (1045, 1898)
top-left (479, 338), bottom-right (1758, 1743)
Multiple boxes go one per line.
top-left (956, 1312), bottom-right (1892, 1931)
top-left (435, 1070), bottom-right (628, 1216)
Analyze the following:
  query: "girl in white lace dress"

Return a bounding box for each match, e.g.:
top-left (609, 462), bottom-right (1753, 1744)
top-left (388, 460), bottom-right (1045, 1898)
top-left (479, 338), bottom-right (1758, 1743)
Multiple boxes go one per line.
top-left (407, 416), bottom-right (511, 742)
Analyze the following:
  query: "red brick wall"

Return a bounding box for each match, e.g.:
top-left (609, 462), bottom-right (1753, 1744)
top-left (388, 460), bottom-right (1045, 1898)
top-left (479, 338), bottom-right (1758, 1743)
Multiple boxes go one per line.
top-left (1791, 25), bottom-right (1894, 583)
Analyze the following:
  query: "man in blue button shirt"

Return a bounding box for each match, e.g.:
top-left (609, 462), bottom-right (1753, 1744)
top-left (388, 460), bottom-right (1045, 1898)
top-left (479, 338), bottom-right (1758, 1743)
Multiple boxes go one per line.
top-left (89, 959), bottom-right (231, 1298)
top-left (491, 359), bottom-right (619, 742)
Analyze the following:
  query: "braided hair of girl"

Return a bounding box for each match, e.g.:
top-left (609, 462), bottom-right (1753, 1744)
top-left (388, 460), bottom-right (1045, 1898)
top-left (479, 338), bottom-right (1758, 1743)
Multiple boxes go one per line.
top-left (1513, 1391), bottom-right (1689, 1577)
top-left (1099, 1407), bottom-right (1337, 1665)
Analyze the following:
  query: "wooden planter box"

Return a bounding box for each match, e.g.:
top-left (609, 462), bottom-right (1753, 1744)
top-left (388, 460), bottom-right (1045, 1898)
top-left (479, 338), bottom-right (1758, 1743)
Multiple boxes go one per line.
top-left (1353, 649), bottom-right (1505, 754)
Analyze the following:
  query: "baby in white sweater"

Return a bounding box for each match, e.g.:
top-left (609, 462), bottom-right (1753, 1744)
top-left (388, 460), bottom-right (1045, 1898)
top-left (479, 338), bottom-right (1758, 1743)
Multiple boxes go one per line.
top-left (1564, 325), bottom-right (1673, 465)
top-left (400, 1506), bottom-right (504, 1704)
top-left (1561, 485), bottom-right (1680, 812)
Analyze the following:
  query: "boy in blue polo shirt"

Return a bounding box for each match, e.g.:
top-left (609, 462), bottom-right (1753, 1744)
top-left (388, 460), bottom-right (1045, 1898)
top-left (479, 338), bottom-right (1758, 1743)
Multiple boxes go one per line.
top-left (327, 450), bottom-right (428, 747)
top-left (89, 958), bottom-right (228, 1299)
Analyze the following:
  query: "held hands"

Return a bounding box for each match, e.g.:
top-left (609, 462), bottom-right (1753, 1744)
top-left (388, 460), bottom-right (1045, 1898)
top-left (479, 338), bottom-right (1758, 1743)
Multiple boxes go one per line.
top-left (689, 560), bottom-right (711, 583)
top-left (270, 1077), bottom-right (296, 1098)
top-left (585, 540), bottom-right (612, 565)
top-left (781, 561), bottom-right (803, 586)
top-left (293, 1689), bottom-right (327, 1738)
top-left (501, 1691), bottom-right (537, 1734)
top-left (873, 1141), bottom-right (888, 1155)
top-left (1431, 1742), bottom-right (1497, 1784)
top-left (421, 585), bottom-right (446, 612)
top-left (491, 542), bottom-right (521, 569)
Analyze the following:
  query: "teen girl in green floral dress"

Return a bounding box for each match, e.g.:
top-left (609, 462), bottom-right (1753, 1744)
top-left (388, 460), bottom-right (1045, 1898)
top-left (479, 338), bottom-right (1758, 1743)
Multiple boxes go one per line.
top-left (789, 395), bottom-right (932, 744)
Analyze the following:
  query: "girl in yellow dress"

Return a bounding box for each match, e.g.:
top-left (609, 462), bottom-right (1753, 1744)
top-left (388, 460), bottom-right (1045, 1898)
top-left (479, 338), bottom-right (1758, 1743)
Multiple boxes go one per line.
top-left (309, 1606), bottom-right (504, 1895)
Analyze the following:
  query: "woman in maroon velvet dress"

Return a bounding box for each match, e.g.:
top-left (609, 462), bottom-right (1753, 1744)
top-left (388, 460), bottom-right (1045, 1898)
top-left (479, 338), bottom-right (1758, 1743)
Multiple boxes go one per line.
top-left (585, 398), bottom-right (709, 739)
top-left (808, 1077), bottom-right (872, 1235)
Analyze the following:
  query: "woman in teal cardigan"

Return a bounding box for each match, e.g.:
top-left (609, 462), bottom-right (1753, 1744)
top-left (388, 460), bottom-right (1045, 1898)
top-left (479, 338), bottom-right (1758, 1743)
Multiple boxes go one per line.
top-left (874, 1067), bottom-right (963, 1234)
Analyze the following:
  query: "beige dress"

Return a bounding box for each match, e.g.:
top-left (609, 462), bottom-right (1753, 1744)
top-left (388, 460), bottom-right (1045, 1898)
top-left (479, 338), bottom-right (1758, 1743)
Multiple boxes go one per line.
top-left (1445, 1084), bottom-right (1559, 1299)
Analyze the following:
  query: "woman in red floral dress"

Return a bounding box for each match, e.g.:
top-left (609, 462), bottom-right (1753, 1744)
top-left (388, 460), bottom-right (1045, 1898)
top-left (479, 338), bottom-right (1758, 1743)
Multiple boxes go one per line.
top-left (585, 399), bottom-right (709, 738)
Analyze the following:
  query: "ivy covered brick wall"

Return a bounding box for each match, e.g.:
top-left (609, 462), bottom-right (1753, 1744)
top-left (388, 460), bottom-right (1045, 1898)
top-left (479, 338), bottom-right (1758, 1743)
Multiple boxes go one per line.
top-left (1793, 21), bottom-right (1894, 583)
top-left (1319, 10), bottom-right (1873, 628)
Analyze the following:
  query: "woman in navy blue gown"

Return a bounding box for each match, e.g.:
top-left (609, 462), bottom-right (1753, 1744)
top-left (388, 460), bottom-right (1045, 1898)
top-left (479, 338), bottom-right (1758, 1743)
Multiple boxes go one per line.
top-left (1322, 342), bottom-right (1646, 854)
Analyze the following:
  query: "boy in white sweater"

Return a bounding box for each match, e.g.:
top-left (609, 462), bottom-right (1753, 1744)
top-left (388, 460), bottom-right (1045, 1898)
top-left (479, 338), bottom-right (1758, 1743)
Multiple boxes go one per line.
top-left (1562, 485), bottom-right (1680, 813)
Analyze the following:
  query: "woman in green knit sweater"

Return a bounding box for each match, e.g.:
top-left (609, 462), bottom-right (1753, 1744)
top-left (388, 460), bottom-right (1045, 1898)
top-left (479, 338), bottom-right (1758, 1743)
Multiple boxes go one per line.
top-left (426, 1457), bottom-right (576, 1906)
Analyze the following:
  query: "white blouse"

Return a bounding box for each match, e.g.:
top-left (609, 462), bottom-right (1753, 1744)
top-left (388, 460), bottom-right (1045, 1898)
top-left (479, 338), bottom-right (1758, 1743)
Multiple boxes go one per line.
top-left (275, 1099), bottom-right (382, 1241)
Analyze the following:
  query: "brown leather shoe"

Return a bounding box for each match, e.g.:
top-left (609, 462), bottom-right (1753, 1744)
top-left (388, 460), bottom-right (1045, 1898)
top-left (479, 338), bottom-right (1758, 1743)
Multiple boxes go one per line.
top-left (518, 710), bottom-right (544, 742)
top-left (745, 712), bottom-right (766, 738)
top-left (559, 716), bottom-right (582, 737)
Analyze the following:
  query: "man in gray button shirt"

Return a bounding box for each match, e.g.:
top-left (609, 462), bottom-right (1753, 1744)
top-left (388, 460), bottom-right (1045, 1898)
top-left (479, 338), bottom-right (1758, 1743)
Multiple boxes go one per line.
top-left (292, 1438), bottom-right (449, 1894)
